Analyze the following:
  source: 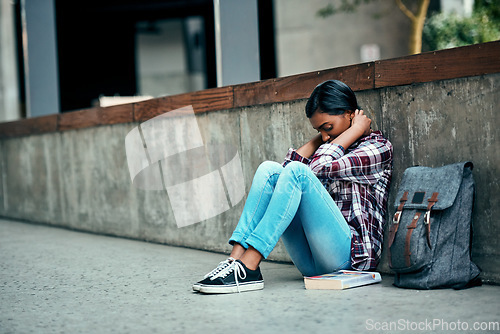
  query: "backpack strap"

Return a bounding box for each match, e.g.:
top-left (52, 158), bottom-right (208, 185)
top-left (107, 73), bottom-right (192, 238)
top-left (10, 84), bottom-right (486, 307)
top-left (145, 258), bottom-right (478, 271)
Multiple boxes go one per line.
top-left (405, 212), bottom-right (422, 267)
top-left (423, 192), bottom-right (439, 249)
top-left (388, 191), bottom-right (409, 267)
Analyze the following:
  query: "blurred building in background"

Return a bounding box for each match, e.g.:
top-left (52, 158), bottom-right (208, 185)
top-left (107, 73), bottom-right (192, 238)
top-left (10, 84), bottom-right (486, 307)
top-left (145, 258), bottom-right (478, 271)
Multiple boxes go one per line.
top-left (0, 0), bottom-right (475, 121)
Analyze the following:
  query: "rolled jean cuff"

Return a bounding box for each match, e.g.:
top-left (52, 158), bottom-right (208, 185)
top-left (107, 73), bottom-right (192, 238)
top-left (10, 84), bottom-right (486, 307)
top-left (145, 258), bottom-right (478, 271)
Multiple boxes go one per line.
top-left (244, 234), bottom-right (274, 259)
top-left (228, 232), bottom-right (249, 249)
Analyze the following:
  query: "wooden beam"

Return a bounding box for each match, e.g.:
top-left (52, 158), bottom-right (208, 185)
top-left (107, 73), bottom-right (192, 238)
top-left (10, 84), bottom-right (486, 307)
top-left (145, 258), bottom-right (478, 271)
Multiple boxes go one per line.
top-left (99, 104), bottom-right (134, 125)
top-left (58, 108), bottom-right (100, 131)
top-left (0, 114), bottom-right (58, 139)
top-left (133, 86), bottom-right (233, 122)
top-left (233, 63), bottom-right (374, 108)
top-left (374, 41), bottom-right (500, 88)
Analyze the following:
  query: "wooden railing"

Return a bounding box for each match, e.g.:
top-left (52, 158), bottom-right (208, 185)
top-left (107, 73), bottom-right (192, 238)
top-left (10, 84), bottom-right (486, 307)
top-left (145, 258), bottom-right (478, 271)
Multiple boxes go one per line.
top-left (0, 41), bottom-right (499, 139)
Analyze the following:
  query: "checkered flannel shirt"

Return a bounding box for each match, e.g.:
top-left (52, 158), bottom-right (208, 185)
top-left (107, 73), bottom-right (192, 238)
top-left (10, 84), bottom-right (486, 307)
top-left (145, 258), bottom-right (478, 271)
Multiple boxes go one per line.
top-left (283, 131), bottom-right (393, 271)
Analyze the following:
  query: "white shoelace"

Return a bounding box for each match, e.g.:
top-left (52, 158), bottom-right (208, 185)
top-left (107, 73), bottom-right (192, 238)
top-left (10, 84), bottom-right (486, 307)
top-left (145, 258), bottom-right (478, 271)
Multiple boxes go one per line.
top-left (211, 260), bottom-right (247, 293)
top-left (204, 257), bottom-right (235, 279)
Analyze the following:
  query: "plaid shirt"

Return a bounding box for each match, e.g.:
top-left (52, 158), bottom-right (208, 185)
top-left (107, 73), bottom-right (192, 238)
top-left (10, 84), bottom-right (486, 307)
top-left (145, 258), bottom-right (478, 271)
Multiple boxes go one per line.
top-left (283, 131), bottom-right (393, 271)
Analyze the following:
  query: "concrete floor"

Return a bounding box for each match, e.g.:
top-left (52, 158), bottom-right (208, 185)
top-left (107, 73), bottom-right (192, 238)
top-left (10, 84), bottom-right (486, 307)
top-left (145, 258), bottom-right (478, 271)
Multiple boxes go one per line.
top-left (1, 218), bottom-right (499, 334)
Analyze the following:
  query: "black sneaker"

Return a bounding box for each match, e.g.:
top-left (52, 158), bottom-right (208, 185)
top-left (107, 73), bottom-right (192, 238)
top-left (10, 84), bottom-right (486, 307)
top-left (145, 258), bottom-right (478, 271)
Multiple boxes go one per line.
top-left (198, 260), bottom-right (264, 294)
top-left (192, 257), bottom-right (235, 292)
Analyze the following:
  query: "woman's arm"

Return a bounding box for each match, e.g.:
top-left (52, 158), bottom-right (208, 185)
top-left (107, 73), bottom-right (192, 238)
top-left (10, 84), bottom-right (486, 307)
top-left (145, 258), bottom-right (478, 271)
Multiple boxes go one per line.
top-left (295, 134), bottom-right (323, 159)
top-left (310, 137), bottom-right (393, 185)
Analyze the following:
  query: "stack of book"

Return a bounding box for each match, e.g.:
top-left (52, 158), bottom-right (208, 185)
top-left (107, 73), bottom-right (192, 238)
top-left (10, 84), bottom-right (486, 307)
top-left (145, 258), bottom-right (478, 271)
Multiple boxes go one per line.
top-left (304, 270), bottom-right (382, 290)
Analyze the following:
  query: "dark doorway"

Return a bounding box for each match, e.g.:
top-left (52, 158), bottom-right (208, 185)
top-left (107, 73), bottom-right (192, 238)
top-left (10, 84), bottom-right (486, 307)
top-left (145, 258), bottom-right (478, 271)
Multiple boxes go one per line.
top-left (54, 0), bottom-right (275, 112)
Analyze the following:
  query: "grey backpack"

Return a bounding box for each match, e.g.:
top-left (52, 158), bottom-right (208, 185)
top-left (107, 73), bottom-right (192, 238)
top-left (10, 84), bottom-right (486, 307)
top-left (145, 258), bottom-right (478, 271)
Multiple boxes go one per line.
top-left (387, 162), bottom-right (481, 289)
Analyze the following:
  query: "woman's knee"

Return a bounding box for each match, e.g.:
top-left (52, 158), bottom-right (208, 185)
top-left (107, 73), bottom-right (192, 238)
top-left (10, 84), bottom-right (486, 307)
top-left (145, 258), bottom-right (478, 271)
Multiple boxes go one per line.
top-left (251, 161), bottom-right (283, 186)
top-left (283, 161), bottom-right (310, 176)
top-left (256, 160), bottom-right (283, 174)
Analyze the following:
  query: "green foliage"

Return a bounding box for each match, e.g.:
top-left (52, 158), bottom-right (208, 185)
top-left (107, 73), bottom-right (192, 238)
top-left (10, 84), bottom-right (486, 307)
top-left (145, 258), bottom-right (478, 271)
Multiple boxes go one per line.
top-left (474, 0), bottom-right (500, 24)
top-left (423, 3), bottom-right (500, 51)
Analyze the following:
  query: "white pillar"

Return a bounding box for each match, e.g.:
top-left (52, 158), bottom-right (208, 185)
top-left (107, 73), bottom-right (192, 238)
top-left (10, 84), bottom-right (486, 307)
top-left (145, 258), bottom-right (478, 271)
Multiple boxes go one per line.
top-left (213, 0), bottom-right (260, 87)
top-left (440, 0), bottom-right (474, 17)
top-left (0, 0), bottom-right (20, 122)
top-left (21, 0), bottom-right (60, 117)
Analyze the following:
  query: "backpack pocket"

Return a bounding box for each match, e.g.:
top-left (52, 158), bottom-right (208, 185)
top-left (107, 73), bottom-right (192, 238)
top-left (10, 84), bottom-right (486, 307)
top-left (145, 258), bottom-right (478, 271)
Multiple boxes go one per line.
top-left (389, 209), bottom-right (433, 273)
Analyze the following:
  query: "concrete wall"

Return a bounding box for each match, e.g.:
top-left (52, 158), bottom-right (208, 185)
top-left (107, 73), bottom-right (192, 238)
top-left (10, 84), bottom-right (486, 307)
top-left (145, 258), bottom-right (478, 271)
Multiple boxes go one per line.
top-left (0, 73), bottom-right (498, 283)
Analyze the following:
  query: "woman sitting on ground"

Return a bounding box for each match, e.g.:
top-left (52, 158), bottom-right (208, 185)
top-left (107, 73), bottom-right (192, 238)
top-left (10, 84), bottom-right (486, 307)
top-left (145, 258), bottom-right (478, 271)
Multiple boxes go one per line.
top-left (193, 79), bottom-right (393, 294)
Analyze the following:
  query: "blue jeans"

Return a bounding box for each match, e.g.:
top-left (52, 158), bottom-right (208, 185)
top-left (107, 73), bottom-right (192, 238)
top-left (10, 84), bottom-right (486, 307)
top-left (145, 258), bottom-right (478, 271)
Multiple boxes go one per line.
top-left (229, 161), bottom-right (352, 276)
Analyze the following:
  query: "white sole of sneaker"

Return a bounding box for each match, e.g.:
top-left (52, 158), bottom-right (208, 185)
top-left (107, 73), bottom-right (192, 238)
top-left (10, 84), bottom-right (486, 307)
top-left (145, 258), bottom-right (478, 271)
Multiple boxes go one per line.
top-left (192, 283), bottom-right (201, 292)
top-left (198, 281), bottom-right (264, 294)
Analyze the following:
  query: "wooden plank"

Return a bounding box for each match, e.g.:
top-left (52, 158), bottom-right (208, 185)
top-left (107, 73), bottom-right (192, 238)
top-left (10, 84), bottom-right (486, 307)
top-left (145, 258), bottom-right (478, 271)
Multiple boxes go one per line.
top-left (0, 114), bottom-right (58, 138)
top-left (233, 63), bottom-right (374, 108)
top-left (99, 104), bottom-right (134, 125)
top-left (134, 86), bottom-right (233, 121)
top-left (58, 107), bottom-right (100, 131)
top-left (374, 41), bottom-right (500, 88)
top-left (233, 79), bottom-right (276, 108)
top-left (274, 63), bottom-right (374, 101)
top-left (132, 98), bottom-right (163, 122)
top-left (190, 86), bottom-right (234, 113)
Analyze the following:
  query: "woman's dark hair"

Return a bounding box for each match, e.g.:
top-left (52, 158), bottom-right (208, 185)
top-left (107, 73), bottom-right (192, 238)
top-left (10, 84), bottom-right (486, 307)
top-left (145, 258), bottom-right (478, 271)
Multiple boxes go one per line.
top-left (305, 80), bottom-right (360, 118)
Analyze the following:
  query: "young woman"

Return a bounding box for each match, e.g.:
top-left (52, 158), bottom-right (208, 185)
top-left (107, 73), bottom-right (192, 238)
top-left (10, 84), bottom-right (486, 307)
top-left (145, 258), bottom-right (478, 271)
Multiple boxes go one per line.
top-left (193, 80), bottom-right (393, 294)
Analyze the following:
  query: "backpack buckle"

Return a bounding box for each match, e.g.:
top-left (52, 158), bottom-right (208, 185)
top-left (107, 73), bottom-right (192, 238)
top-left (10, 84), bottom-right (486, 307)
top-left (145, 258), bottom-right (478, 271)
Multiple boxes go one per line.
top-left (424, 211), bottom-right (431, 225)
top-left (393, 211), bottom-right (402, 225)
top-left (424, 192), bottom-right (439, 249)
top-left (392, 191), bottom-right (409, 225)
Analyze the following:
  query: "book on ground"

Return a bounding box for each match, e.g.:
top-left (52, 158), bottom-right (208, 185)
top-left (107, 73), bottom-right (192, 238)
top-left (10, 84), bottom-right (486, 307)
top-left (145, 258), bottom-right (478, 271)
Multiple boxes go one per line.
top-left (304, 270), bottom-right (382, 290)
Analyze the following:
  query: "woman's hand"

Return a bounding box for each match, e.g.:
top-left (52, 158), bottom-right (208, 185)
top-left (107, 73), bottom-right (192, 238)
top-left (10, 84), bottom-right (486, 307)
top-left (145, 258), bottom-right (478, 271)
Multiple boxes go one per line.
top-left (350, 109), bottom-right (372, 137)
top-left (326, 109), bottom-right (372, 150)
